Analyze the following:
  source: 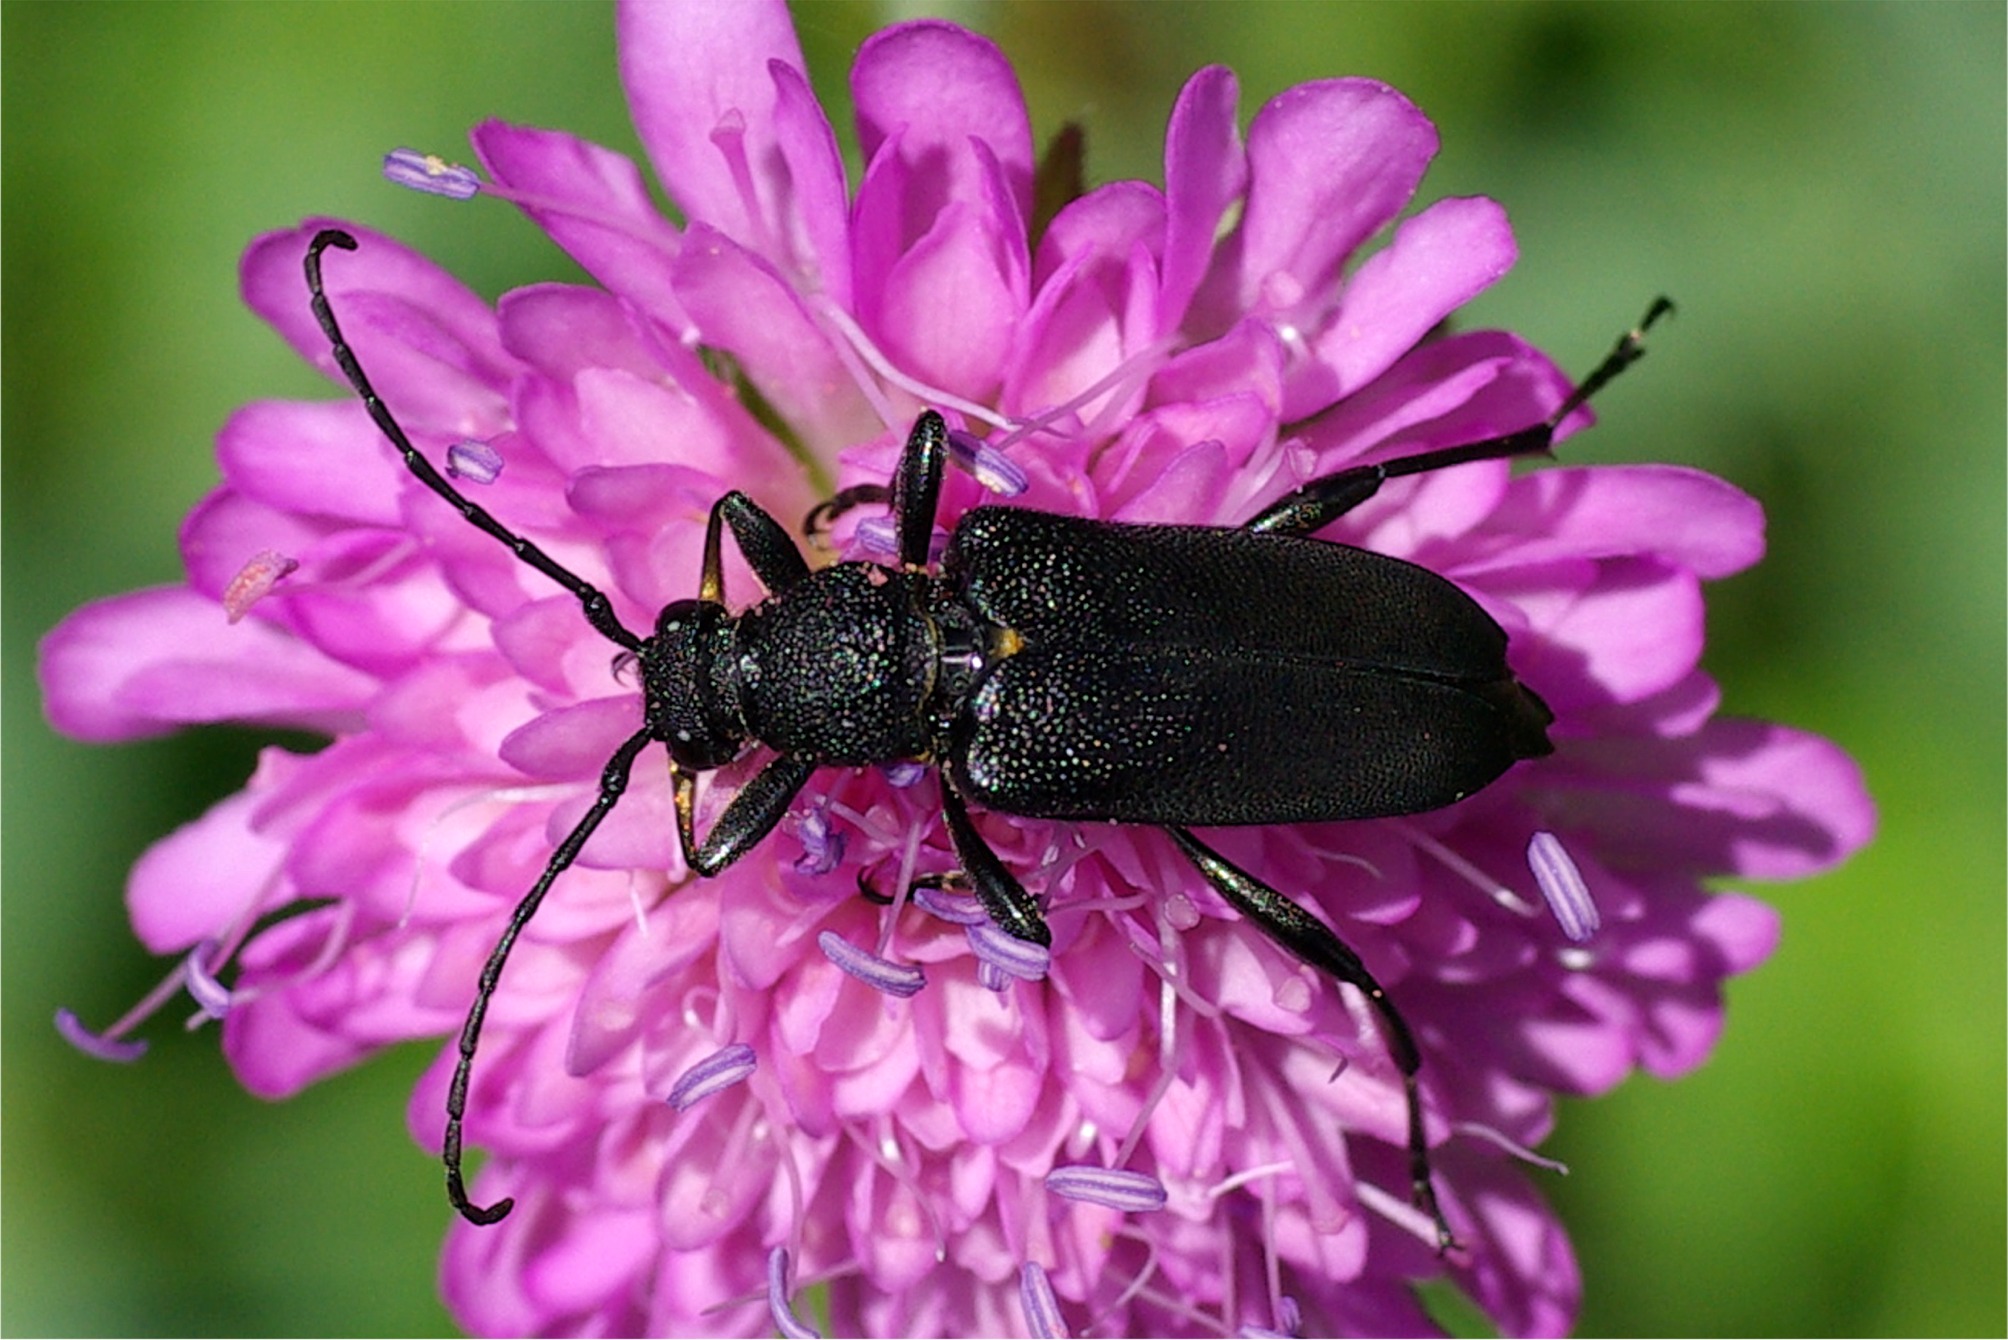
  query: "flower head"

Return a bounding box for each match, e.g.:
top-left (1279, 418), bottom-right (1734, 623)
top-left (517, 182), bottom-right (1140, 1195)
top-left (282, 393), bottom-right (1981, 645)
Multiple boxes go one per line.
top-left (40, 3), bottom-right (1872, 1336)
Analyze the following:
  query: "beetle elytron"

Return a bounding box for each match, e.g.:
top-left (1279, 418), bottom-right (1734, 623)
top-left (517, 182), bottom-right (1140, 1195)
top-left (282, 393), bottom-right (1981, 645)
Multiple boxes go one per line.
top-left (306, 228), bottom-right (1666, 1249)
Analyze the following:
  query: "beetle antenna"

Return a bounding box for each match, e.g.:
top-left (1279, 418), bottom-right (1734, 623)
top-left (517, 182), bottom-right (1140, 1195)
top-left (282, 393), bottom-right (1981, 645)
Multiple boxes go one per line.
top-left (1545, 295), bottom-right (1675, 429)
top-left (304, 229), bottom-right (641, 653)
top-left (443, 727), bottom-right (652, 1225)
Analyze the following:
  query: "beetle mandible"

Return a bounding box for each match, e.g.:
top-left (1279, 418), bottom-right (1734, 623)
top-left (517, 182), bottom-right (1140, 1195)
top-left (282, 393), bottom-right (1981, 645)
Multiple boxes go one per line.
top-left (305, 228), bottom-right (1668, 1250)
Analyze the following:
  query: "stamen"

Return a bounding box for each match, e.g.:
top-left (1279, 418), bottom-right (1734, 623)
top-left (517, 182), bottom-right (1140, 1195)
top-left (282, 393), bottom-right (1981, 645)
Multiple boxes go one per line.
top-left (1087, 1224), bottom-right (1162, 1330)
top-left (879, 761), bottom-right (926, 789)
top-left (444, 439), bottom-right (503, 484)
top-left (221, 549), bottom-right (299, 623)
top-left (854, 516), bottom-right (897, 559)
top-left (1527, 831), bottom-right (1599, 942)
top-left (817, 931), bottom-right (926, 998)
top-left (1237, 1295), bottom-right (1302, 1338)
top-left (977, 961), bottom-right (1008, 992)
top-left (766, 1247), bottom-right (821, 1340)
top-left (914, 885), bottom-right (986, 925)
top-left (1206, 1161), bottom-right (1294, 1200)
top-left (53, 1007), bottom-right (147, 1063)
top-left (945, 429), bottom-right (1029, 497)
top-left (381, 147), bottom-right (482, 200)
top-left (1019, 1261), bottom-right (1069, 1339)
top-left (1456, 1120), bottom-right (1571, 1175)
top-left (991, 336), bottom-right (1177, 454)
top-left (181, 940), bottom-right (232, 1020)
top-left (966, 921), bottom-right (1052, 982)
top-left (1352, 1179), bottom-right (1443, 1248)
top-left (853, 516), bottom-right (945, 564)
top-left (792, 803), bottom-right (846, 876)
top-left (1045, 1164), bottom-right (1169, 1213)
top-left (807, 296), bottom-right (1011, 431)
top-left (1400, 821), bottom-right (1539, 915)
top-left (666, 1043), bottom-right (758, 1111)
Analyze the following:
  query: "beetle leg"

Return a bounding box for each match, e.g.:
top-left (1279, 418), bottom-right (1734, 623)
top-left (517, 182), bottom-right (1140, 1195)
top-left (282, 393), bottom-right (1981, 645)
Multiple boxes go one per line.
top-left (445, 727), bottom-right (653, 1225)
top-left (684, 753), bottom-right (820, 876)
top-left (892, 411), bottom-right (950, 569)
top-left (699, 491), bottom-right (810, 602)
top-left (1246, 297), bottom-right (1673, 537)
top-left (1168, 826), bottom-right (1459, 1253)
top-left (803, 483), bottom-right (892, 543)
top-left (939, 786), bottom-right (1053, 947)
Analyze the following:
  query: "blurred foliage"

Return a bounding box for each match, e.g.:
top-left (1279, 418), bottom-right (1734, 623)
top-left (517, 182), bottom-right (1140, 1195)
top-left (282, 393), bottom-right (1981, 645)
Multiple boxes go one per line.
top-left (5, 2), bottom-right (2000, 1335)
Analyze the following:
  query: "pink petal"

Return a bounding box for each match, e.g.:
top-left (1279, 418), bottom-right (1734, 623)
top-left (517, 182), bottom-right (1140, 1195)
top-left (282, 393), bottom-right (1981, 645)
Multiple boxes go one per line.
top-left (616, 0), bottom-right (808, 254)
top-left (1214, 78), bottom-right (1437, 325)
top-left (873, 199), bottom-right (1022, 403)
top-left (1504, 556), bottom-right (1707, 709)
top-left (498, 696), bottom-right (644, 780)
top-left (566, 894), bottom-right (722, 1077)
top-left (1466, 465), bottom-right (1768, 581)
top-left (851, 21), bottom-right (1034, 228)
top-left (525, 1207), bottom-right (658, 1315)
top-left (1160, 64), bottom-right (1245, 334)
top-left (671, 224), bottom-right (879, 448)
top-left (242, 221), bottom-right (512, 428)
top-left (1552, 719), bottom-right (1876, 879)
top-left (40, 587), bottom-right (377, 741)
top-left (765, 57), bottom-right (854, 305)
top-left (216, 399), bottom-right (406, 527)
top-left (472, 121), bottom-right (693, 340)
top-left (496, 283), bottom-right (671, 382)
top-left (1291, 195), bottom-right (1517, 419)
top-left (126, 780), bottom-right (289, 953)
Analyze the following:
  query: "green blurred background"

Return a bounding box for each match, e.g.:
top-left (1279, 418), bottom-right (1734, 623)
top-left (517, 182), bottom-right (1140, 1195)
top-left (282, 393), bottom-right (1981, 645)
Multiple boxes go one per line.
top-left (5, 2), bottom-right (2001, 1334)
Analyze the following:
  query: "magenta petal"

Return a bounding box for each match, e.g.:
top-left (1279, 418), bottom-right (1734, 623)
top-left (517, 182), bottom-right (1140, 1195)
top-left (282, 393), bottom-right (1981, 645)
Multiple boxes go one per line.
top-left (498, 696), bottom-right (644, 780)
top-left (873, 200), bottom-right (1020, 402)
top-left (851, 21), bottom-right (1034, 226)
top-left (1161, 64), bottom-right (1245, 334)
top-left (525, 1207), bottom-right (659, 1316)
top-left (127, 783), bottom-right (289, 953)
top-left (40, 587), bottom-right (376, 741)
top-left (1292, 195), bottom-right (1517, 418)
top-left (473, 121), bottom-right (693, 340)
top-left (566, 894), bottom-right (721, 1077)
top-left (242, 221), bottom-right (513, 427)
top-left (617, 0), bottom-right (807, 252)
top-left (1557, 719), bottom-right (1875, 879)
top-left (1470, 464), bottom-right (1769, 581)
top-left (216, 400), bottom-right (406, 527)
top-left (672, 224), bottom-right (878, 448)
top-left (1229, 78), bottom-right (1437, 318)
top-left (1506, 557), bottom-right (1707, 708)
top-left (766, 57), bottom-right (853, 305)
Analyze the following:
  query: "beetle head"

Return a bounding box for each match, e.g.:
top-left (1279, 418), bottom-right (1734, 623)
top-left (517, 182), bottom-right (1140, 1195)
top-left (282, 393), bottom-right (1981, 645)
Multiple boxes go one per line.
top-left (639, 598), bottom-right (746, 772)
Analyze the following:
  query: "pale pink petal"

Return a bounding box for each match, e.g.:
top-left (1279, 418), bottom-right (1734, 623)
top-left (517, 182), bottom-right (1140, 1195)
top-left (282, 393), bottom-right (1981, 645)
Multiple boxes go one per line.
top-left (243, 221), bottom-right (513, 427)
top-left (1291, 195), bottom-right (1518, 418)
top-left (1160, 64), bottom-right (1245, 334)
top-left (617, 0), bottom-right (807, 250)
top-left (473, 121), bottom-right (693, 340)
top-left (40, 587), bottom-right (376, 740)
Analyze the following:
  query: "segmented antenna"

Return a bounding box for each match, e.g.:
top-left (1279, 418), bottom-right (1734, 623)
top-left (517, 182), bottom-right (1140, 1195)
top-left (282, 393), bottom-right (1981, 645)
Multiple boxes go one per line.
top-left (303, 229), bottom-right (642, 653)
top-left (304, 230), bottom-right (656, 1225)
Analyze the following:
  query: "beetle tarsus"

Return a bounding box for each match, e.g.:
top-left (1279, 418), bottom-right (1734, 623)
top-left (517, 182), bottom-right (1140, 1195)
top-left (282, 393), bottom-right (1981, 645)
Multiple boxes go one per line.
top-left (1168, 827), bottom-right (1458, 1251)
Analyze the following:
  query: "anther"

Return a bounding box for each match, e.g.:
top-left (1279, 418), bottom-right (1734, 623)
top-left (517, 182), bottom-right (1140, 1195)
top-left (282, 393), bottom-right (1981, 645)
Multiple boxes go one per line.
top-left (817, 931), bottom-right (926, 998)
top-left (666, 1043), bottom-right (758, 1111)
top-left (382, 147), bottom-right (482, 199)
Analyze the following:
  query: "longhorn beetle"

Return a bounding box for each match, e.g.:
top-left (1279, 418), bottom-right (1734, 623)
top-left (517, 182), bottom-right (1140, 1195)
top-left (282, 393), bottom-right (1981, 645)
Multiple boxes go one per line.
top-left (305, 228), bottom-right (1668, 1250)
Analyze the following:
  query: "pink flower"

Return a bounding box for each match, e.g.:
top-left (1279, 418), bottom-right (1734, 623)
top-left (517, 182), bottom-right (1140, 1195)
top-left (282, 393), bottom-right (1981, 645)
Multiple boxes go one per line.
top-left (39, 3), bottom-right (1872, 1337)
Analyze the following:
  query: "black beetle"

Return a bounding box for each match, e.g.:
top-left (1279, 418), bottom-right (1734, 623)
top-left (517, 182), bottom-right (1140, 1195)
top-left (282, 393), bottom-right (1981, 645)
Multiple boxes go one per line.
top-left (305, 228), bottom-right (1668, 1249)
